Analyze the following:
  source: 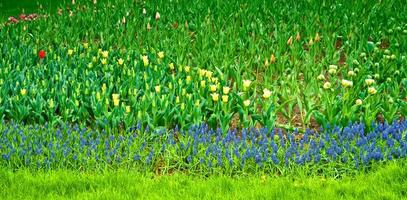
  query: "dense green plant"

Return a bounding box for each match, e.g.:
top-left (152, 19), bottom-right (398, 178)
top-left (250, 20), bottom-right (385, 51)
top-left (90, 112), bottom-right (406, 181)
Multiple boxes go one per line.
top-left (1, 0), bottom-right (406, 132)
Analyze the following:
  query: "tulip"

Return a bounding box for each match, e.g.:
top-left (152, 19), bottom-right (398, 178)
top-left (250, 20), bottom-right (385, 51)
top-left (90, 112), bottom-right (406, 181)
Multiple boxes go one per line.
top-left (157, 51), bottom-right (164, 59)
top-left (101, 58), bottom-right (107, 65)
top-left (341, 79), bottom-right (353, 88)
top-left (20, 89), bottom-right (27, 96)
top-left (315, 33), bottom-right (321, 42)
top-left (243, 99), bottom-right (251, 107)
top-left (368, 87), bottom-right (377, 95)
top-left (142, 55), bottom-right (149, 66)
top-left (223, 86), bottom-right (230, 94)
top-left (210, 84), bottom-right (217, 92)
top-left (317, 74), bottom-right (325, 80)
top-left (323, 82), bottom-right (331, 89)
top-left (365, 79), bottom-right (375, 86)
top-left (200, 80), bottom-right (206, 88)
top-left (38, 50), bottom-right (46, 59)
top-left (355, 99), bottom-right (363, 106)
top-left (102, 51), bottom-right (109, 58)
top-left (270, 54), bottom-right (276, 63)
top-left (222, 95), bottom-right (228, 103)
top-left (287, 36), bottom-right (293, 46)
top-left (211, 93), bottom-right (219, 102)
top-left (243, 80), bottom-right (251, 90)
top-left (155, 12), bottom-right (160, 20)
top-left (262, 89), bottom-right (271, 99)
top-left (155, 85), bottom-right (161, 93)
top-left (118, 58), bottom-right (124, 65)
top-left (169, 63), bottom-right (175, 70)
top-left (296, 32), bottom-right (301, 41)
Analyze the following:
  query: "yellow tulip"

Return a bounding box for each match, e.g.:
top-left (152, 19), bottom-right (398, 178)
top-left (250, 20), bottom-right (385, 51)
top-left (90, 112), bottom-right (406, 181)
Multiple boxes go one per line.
top-left (101, 58), bottom-right (107, 65)
top-left (323, 82), bottom-right (331, 89)
top-left (186, 76), bottom-right (192, 83)
top-left (223, 86), bottom-right (230, 94)
top-left (113, 99), bottom-right (120, 107)
top-left (341, 79), bottom-right (353, 88)
top-left (49, 99), bottom-right (54, 109)
top-left (112, 93), bottom-right (119, 100)
top-left (68, 49), bottom-right (74, 56)
top-left (118, 58), bottom-right (124, 65)
top-left (142, 55), bottom-right (149, 66)
top-left (329, 64), bottom-right (338, 70)
top-left (205, 71), bottom-right (213, 79)
top-left (328, 68), bottom-right (337, 75)
top-left (102, 83), bottom-right (107, 93)
top-left (222, 95), bottom-right (228, 103)
top-left (262, 89), bottom-right (271, 99)
top-left (125, 106), bottom-right (131, 113)
top-left (20, 89), bottom-right (27, 96)
top-left (169, 63), bottom-right (175, 70)
top-left (195, 100), bottom-right (200, 107)
top-left (243, 99), bottom-right (250, 107)
top-left (347, 70), bottom-right (355, 77)
top-left (185, 66), bottom-right (190, 72)
top-left (102, 51), bottom-right (109, 58)
top-left (211, 93), bottom-right (219, 102)
top-left (317, 74), bottom-right (325, 80)
top-left (365, 79), bottom-right (375, 86)
top-left (355, 99), bottom-right (362, 106)
top-left (243, 80), bottom-right (251, 90)
top-left (200, 80), bottom-right (206, 88)
top-left (368, 87), bottom-right (377, 95)
top-left (199, 69), bottom-right (206, 77)
top-left (210, 84), bottom-right (217, 92)
top-left (155, 85), bottom-right (161, 93)
top-left (157, 51), bottom-right (164, 59)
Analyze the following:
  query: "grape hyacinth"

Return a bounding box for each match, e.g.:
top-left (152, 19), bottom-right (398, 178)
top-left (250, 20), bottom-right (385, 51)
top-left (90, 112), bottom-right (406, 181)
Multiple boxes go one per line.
top-left (0, 120), bottom-right (406, 174)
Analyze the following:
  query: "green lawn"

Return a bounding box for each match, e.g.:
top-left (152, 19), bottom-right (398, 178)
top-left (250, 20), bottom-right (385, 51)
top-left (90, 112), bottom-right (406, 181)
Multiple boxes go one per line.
top-left (1, 160), bottom-right (407, 199)
top-left (0, 0), bottom-right (68, 20)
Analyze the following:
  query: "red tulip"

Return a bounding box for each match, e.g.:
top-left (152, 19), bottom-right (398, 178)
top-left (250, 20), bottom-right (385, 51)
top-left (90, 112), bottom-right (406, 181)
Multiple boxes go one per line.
top-left (38, 50), bottom-right (46, 59)
top-left (8, 17), bottom-right (18, 24)
top-left (19, 14), bottom-right (27, 20)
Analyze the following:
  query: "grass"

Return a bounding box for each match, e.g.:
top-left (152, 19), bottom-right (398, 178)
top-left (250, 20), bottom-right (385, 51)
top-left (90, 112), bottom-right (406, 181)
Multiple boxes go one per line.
top-left (0, 0), bottom-right (68, 20)
top-left (1, 159), bottom-right (407, 199)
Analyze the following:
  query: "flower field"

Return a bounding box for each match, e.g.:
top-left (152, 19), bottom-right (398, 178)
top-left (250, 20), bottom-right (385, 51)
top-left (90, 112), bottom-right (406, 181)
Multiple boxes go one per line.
top-left (0, 0), bottom-right (407, 198)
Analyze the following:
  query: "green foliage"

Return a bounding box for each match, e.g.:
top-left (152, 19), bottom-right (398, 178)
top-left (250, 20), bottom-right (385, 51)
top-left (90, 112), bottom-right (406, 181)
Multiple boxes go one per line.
top-left (0, 0), bottom-right (406, 131)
